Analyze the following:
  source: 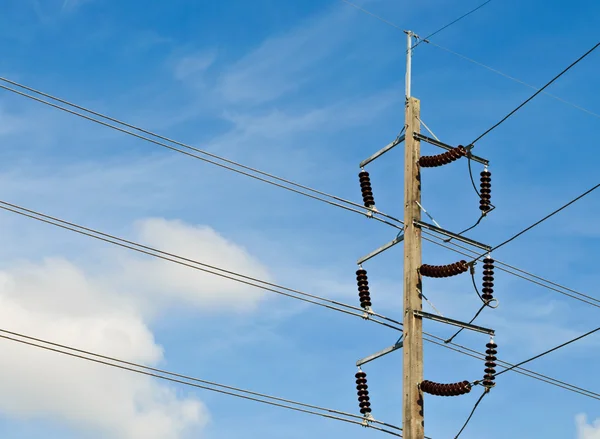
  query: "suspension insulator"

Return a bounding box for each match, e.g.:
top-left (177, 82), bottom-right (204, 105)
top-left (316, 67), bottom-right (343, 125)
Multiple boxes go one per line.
top-left (420, 380), bottom-right (472, 397)
top-left (418, 145), bottom-right (467, 168)
top-left (483, 340), bottom-right (498, 388)
top-left (358, 171), bottom-right (375, 208)
top-left (355, 371), bottom-right (372, 414)
top-left (356, 269), bottom-right (372, 310)
top-left (420, 260), bottom-right (469, 278)
top-left (480, 170), bottom-right (492, 213)
top-left (481, 257), bottom-right (495, 302)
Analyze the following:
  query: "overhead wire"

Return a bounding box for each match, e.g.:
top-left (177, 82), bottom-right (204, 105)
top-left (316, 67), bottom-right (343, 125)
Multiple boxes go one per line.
top-left (453, 390), bottom-right (488, 439)
top-left (423, 333), bottom-right (600, 401)
top-left (339, 0), bottom-right (404, 31)
top-left (471, 182), bottom-right (600, 263)
top-left (0, 79), bottom-right (403, 231)
top-left (339, 2), bottom-right (600, 121)
top-left (0, 329), bottom-right (403, 436)
top-left (2, 200), bottom-right (598, 402)
top-left (411, 0), bottom-right (494, 50)
top-left (0, 199), bottom-right (403, 331)
top-left (423, 40), bottom-right (600, 121)
top-left (470, 41), bottom-right (600, 145)
top-left (491, 326), bottom-right (600, 380)
top-left (421, 233), bottom-right (600, 308)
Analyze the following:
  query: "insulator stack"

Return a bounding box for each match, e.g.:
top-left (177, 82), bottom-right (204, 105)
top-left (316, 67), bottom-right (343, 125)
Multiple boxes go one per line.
top-left (480, 170), bottom-right (492, 213)
top-left (419, 260), bottom-right (469, 278)
top-left (355, 371), bottom-right (372, 415)
top-left (356, 269), bottom-right (372, 310)
top-left (358, 171), bottom-right (375, 208)
top-left (482, 257), bottom-right (495, 302)
top-left (418, 145), bottom-right (466, 168)
top-left (420, 380), bottom-right (472, 397)
top-left (483, 340), bottom-right (497, 388)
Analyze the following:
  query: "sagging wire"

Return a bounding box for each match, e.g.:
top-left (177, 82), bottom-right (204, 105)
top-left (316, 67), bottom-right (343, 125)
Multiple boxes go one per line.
top-left (454, 337), bottom-right (497, 438)
top-left (444, 260), bottom-right (498, 344)
top-left (453, 388), bottom-right (489, 439)
top-left (443, 151), bottom-right (495, 244)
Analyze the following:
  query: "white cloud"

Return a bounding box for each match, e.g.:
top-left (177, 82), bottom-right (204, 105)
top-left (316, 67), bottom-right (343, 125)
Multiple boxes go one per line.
top-left (174, 51), bottom-right (217, 82)
top-left (120, 218), bottom-right (270, 313)
top-left (576, 414), bottom-right (600, 439)
top-left (217, 5), bottom-right (355, 104)
top-left (0, 217), bottom-right (272, 437)
top-left (0, 258), bottom-right (207, 439)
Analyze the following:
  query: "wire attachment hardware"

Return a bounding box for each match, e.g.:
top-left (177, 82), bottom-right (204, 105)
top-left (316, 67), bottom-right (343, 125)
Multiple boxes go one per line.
top-left (418, 145), bottom-right (466, 168)
top-left (358, 171), bottom-right (376, 208)
top-left (356, 369), bottom-right (373, 415)
top-left (420, 380), bottom-right (472, 397)
top-left (420, 260), bottom-right (469, 278)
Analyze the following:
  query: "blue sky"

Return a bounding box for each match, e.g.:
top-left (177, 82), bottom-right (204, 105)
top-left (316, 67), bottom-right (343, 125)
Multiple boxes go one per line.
top-left (0, 0), bottom-right (599, 438)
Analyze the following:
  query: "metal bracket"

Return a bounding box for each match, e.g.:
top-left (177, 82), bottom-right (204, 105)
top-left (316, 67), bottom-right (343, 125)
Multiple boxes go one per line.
top-left (357, 231), bottom-right (404, 265)
top-left (414, 310), bottom-right (495, 336)
top-left (360, 135), bottom-right (405, 168)
top-left (414, 220), bottom-right (491, 252)
top-left (356, 337), bottom-right (404, 367)
top-left (414, 133), bottom-right (489, 166)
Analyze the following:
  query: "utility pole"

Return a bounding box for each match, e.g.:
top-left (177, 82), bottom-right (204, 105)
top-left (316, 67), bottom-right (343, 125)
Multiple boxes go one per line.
top-left (402, 30), bottom-right (425, 439)
top-left (353, 30), bottom-right (496, 439)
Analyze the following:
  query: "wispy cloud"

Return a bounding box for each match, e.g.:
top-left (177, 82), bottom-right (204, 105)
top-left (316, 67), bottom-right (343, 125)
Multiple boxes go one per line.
top-left (576, 414), bottom-right (600, 439)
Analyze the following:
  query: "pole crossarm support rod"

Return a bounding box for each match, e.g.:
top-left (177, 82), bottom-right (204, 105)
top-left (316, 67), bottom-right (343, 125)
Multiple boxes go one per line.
top-left (356, 339), bottom-right (404, 367)
top-left (360, 135), bottom-right (406, 168)
top-left (415, 133), bottom-right (489, 166)
top-left (414, 310), bottom-right (495, 336)
top-left (414, 220), bottom-right (491, 252)
top-left (357, 232), bottom-right (405, 265)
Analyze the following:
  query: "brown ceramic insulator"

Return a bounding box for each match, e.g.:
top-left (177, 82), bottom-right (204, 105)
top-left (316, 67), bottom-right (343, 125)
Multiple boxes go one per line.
top-left (358, 171), bottom-right (376, 208)
top-left (483, 340), bottom-right (498, 388)
top-left (420, 380), bottom-right (471, 397)
top-left (479, 170), bottom-right (493, 212)
top-left (419, 146), bottom-right (467, 168)
top-left (481, 258), bottom-right (495, 301)
top-left (420, 260), bottom-right (469, 278)
top-left (356, 270), bottom-right (372, 310)
top-left (355, 370), bottom-right (372, 414)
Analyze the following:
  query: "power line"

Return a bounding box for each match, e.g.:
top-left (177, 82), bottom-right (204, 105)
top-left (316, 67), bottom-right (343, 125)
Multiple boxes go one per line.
top-left (0, 329), bottom-right (403, 436)
top-left (453, 390), bottom-right (488, 439)
top-left (3, 200), bottom-right (598, 402)
top-left (339, 0), bottom-right (403, 31)
top-left (421, 233), bottom-right (600, 308)
top-left (420, 41), bottom-right (590, 119)
top-left (472, 182), bottom-right (600, 262)
top-left (339, 2), bottom-right (600, 122)
top-left (470, 41), bottom-right (600, 145)
top-left (492, 326), bottom-right (600, 380)
top-left (0, 199), bottom-right (403, 332)
top-left (412, 0), bottom-right (494, 49)
top-left (423, 333), bottom-right (600, 401)
top-left (0, 79), bottom-right (403, 231)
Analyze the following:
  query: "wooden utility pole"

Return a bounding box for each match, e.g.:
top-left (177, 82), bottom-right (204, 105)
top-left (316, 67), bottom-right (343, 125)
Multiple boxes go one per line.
top-left (402, 30), bottom-right (424, 439)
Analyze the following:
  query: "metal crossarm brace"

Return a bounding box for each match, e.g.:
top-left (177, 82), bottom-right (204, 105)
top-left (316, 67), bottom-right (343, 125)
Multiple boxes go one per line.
top-left (414, 310), bottom-right (495, 336)
top-left (414, 220), bottom-right (491, 252)
top-left (360, 135), bottom-right (406, 168)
